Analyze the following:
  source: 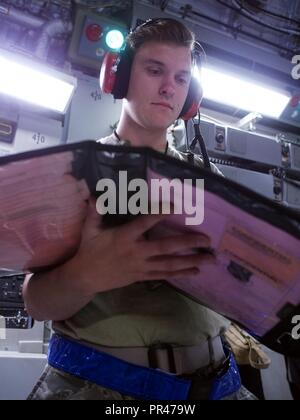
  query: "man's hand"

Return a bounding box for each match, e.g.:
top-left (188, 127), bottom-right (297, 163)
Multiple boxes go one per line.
top-left (63, 199), bottom-right (214, 295)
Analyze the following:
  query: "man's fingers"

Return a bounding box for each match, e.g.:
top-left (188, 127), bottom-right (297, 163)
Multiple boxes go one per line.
top-left (145, 234), bottom-right (211, 257)
top-left (146, 254), bottom-right (215, 272)
top-left (121, 213), bottom-right (168, 239)
top-left (144, 268), bottom-right (200, 281)
top-left (81, 198), bottom-right (103, 242)
top-left (78, 179), bottom-right (91, 201)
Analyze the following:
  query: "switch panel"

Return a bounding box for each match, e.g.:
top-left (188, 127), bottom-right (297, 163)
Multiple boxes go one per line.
top-left (0, 274), bottom-right (33, 330)
top-left (0, 274), bottom-right (25, 305)
top-left (68, 9), bottom-right (127, 70)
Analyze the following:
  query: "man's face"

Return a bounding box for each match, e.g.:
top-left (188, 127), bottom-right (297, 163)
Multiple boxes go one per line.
top-left (124, 41), bottom-right (192, 130)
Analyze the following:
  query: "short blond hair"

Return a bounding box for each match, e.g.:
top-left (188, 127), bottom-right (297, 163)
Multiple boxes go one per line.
top-left (126, 18), bottom-right (195, 53)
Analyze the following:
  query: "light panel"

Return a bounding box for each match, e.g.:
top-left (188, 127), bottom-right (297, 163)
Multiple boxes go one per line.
top-left (198, 66), bottom-right (291, 119)
top-left (0, 50), bottom-right (77, 114)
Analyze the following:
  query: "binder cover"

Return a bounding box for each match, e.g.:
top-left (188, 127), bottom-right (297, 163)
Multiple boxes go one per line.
top-left (0, 141), bottom-right (299, 356)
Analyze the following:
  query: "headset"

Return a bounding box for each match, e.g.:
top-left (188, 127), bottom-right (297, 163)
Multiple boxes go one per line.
top-left (99, 18), bottom-right (203, 121)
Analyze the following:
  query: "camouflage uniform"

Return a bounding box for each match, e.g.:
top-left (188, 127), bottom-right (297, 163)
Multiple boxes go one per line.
top-left (28, 365), bottom-right (257, 400)
top-left (28, 365), bottom-right (135, 401)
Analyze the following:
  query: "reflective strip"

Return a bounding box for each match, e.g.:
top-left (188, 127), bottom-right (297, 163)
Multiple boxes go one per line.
top-left (49, 334), bottom-right (241, 400)
top-left (209, 351), bottom-right (242, 400)
top-left (48, 334), bottom-right (191, 400)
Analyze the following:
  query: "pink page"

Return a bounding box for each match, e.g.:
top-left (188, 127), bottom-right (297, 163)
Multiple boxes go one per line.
top-left (148, 168), bottom-right (300, 336)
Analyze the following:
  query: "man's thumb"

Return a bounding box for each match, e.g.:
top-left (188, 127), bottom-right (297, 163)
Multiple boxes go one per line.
top-left (81, 198), bottom-right (103, 242)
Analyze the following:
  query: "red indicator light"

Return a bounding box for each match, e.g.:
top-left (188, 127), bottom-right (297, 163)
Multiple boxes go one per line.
top-left (85, 24), bottom-right (102, 42)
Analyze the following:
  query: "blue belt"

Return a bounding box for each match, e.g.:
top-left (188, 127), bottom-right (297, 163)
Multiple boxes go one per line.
top-left (48, 334), bottom-right (241, 400)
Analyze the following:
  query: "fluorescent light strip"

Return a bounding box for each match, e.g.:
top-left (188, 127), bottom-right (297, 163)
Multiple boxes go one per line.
top-left (0, 56), bottom-right (75, 113)
top-left (200, 67), bottom-right (290, 119)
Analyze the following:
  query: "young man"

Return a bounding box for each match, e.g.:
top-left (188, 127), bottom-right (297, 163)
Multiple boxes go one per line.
top-left (24, 18), bottom-right (250, 400)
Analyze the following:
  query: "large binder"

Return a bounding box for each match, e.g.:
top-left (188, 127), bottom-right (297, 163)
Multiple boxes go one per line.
top-left (0, 141), bottom-right (300, 356)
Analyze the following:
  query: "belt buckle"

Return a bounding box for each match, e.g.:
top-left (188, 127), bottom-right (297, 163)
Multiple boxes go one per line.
top-left (184, 338), bottom-right (230, 400)
top-left (148, 343), bottom-right (177, 374)
top-left (194, 337), bottom-right (231, 379)
top-left (198, 337), bottom-right (230, 377)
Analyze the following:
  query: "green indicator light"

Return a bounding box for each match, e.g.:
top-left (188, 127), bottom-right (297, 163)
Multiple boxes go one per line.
top-left (105, 29), bottom-right (125, 50)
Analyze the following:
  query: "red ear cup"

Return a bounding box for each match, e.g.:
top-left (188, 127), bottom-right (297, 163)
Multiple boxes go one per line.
top-left (99, 52), bottom-right (120, 94)
top-left (179, 77), bottom-right (203, 121)
top-left (100, 50), bottom-right (133, 99)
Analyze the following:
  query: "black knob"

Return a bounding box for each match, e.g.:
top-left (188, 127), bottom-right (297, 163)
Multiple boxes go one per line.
top-left (216, 133), bottom-right (224, 144)
top-left (274, 186), bottom-right (282, 195)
